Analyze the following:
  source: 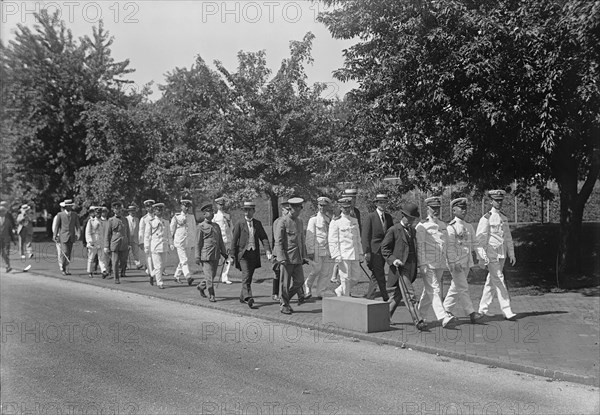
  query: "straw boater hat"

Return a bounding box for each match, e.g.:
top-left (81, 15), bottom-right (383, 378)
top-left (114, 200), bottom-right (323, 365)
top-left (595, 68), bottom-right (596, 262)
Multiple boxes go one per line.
top-left (20, 204), bottom-right (31, 211)
top-left (127, 205), bottom-right (138, 211)
top-left (214, 197), bottom-right (226, 205)
top-left (344, 189), bottom-right (358, 198)
top-left (400, 202), bottom-right (420, 219)
top-left (143, 199), bottom-right (156, 207)
top-left (180, 199), bottom-right (193, 206)
top-left (373, 194), bottom-right (389, 203)
top-left (287, 197), bottom-right (304, 207)
top-left (152, 202), bottom-right (165, 210)
top-left (242, 201), bottom-right (256, 210)
top-left (61, 199), bottom-right (75, 207)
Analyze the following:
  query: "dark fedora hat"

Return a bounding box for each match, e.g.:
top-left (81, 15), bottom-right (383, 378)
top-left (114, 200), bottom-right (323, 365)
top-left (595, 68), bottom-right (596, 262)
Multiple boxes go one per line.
top-left (400, 202), bottom-right (420, 219)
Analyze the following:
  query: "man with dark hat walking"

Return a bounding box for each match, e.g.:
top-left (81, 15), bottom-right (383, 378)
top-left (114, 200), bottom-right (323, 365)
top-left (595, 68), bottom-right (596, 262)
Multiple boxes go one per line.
top-left (231, 201), bottom-right (272, 308)
top-left (0, 202), bottom-right (16, 272)
top-left (362, 194), bottom-right (394, 301)
top-left (195, 202), bottom-right (228, 302)
top-left (381, 202), bottom-right (426, 330)
top-left (103, 201), bottom-right (130, 284)
top-left (53, 199), bottom-right (81, 275)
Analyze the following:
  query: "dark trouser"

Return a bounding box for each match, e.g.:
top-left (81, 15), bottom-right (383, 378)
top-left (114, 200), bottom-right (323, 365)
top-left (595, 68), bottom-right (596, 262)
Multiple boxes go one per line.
top-left (388, 258), bottom-right (418, 316)
top-left (240, 249), bottom-right (260, 302)
top-left (59, 240), bottom-right (74, 271)
top-left (280, 263), bottom-right (305, 308)
top-left (0, 240), bottom-right (10, 268)
top-left (111, 249), bottom-right (128, 279)
top-left (272, 263), bottom-right (280, 296)
top-left (365, 251), bottom-right (389, 301)
top-left (198, 260), bottom-right (219, 290)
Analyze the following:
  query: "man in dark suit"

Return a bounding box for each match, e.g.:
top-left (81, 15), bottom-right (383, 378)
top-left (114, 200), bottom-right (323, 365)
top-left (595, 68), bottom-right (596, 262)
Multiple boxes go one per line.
top-left (231, 201), bottom-right (272, 309)
top-left (362, 194), bottom-right (394, 301)
top-left (0, 202), bottom-right (16, 272)
top-left (103, 201), bottom-right (130, 284)
top-left (53, 199), bottom-right (81, 275)
top-left (381, 202), bottom-right (426, 330)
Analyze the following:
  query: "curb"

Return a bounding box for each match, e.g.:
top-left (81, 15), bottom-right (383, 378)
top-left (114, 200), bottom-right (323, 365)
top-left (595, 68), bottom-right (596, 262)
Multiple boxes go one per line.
top-left (15, 268), bottom-right (600, 388)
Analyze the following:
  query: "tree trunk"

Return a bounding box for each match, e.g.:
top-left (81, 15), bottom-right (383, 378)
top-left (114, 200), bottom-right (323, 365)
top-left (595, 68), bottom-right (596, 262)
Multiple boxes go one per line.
top-left (554, 146), bottom-right (600, 288)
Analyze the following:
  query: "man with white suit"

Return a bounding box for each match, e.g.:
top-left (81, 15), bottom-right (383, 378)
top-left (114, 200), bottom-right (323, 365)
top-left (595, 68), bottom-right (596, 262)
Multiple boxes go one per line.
top-left (328, 197), bottom-right (364, 297)
top-left (170, 198), bottom-right (197, 286)
top-left (304, 196), bottom-right (333, 300)
top-left (144, 203), bottom-right (173, 289)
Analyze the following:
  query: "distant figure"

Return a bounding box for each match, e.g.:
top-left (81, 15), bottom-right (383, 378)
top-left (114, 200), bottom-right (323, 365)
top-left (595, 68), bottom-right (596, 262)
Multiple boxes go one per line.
top-left (170, 199), bottom-right (197, 286)
top-left (144, 203), bottom-right (173, 289)
top-left (17, 204), bottom-right (34, 259)
top-left (53, 199), bottom-right (81, 275)
top-left (195, 202), bottom-right (228, 302)
top-left (0, 202), bottom-right (16, 272)
top-left (103, 201), bottom-right (130, 284)
top-left (213, 197), bottom-right (233, 284)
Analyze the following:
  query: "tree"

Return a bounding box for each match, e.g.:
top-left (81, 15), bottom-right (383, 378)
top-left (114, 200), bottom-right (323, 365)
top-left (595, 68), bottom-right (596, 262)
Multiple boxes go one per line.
top-left (1, 11), bottom-right (136, 211)
top-left (319, 0), bottom-right (599, 285)
top-left (159, 33), bottom-right (342, 218)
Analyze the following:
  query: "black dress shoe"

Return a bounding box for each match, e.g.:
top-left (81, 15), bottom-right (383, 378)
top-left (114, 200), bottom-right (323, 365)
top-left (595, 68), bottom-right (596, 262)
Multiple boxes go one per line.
top-left (115, 278), bottom-right (120, 284)
top-left (149, 276), bottom-right (154, 286)
top-left (297, 296), bottom-right (306, 305)
top-left (65, 271), bottom-right (71, 275)
top-left (304, 294), bottom-right (312, 300)
top-left (187, 277), bottom-right (194, 286)
top-left (280, 306), bottom-right (292, 315)
top-left (247, 298), bottom-right (255, 309)
top-left (61, 271), bottom-right (67, 276)
top-left (197, 286), bottom-right (207, 297)
top-left (416, 320), bottom-right (427, 331)
top-left (101, 271), bottom-right (108, 279)
top-left (209, 295), bottom-right (217, 303)
top-left (88, 273), bottom-right (93, 278)
top-left (469, 312), bottom-right (484, 323)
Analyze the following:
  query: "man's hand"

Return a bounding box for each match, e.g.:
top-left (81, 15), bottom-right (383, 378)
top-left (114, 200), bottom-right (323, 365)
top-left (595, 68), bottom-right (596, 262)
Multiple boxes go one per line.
top-left (53, 235), bottom-right (60, 243)
top-left (169, 244), bottom-right (175, 251)
top-left (104, 248), bottom-right (109, 254)
top-left (478, 258), bottom-right (488, 269)
top-left (334, 257), bottom-right (341, 264)
top-left (509, 254), bottom-right (516, 266)
top-left (453, 263), bottom-right (463, 273)
top-left (266, 251), bottom-right (273, 261)
top-left (420, 266), bottom-right (428, 275)
top-left (393, 259), bottom-right (403, 268)
top-left (145, 249), bottom-right (150, 255)
top-left (87, 243), bottom-right (93, 249)
top-left (359, 254), bottom-right (364, 263)
top-left (364, 253), bottom-right (371, 264)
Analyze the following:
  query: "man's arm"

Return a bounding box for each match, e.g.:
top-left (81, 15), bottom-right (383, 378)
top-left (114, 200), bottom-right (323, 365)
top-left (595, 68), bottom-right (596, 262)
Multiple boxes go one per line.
top-left (381, 228), bottom-right (397, 266)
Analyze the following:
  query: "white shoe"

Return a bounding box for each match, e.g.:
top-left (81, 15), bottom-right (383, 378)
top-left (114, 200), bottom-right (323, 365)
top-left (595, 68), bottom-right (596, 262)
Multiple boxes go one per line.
top-left (334, 286), bottom-right (343, 297)
top-left (223, 280), bottom-right (232, 285)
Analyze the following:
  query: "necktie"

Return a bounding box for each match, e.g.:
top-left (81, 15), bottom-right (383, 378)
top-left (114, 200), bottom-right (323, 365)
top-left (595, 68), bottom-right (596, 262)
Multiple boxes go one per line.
top-left (381, 213), bottom-right (387, 232)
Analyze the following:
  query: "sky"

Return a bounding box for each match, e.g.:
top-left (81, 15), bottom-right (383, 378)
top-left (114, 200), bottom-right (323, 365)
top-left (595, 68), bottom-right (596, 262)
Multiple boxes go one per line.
top-left (1, 0), bottom-right (359, 100)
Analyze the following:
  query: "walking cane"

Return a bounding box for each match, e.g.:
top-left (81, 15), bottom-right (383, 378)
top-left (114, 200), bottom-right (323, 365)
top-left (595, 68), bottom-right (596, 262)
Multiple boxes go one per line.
top-left (214, 258), bottom-right (227, 288)
top-left (358, 262), bottom-right (375, 282)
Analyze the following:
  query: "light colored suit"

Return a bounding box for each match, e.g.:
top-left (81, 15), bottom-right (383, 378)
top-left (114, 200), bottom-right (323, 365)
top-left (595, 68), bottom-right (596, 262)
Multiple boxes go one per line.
top-left (304, 212), bottom-right (333, 297)
top-left (85, 217), bottom-right (107, 273)
top-left (476, 207), bottom-right (516, 318)
top-left (443, 217), bottom-right (477, 315)
top-left (416, 216), bottom-right (450, 321)
top-left (139, 213), bottom-right (154, 274)
top-left (170, 212), bottom-right (197, 280)
top-left (127, 214), bottom-right (142, 267)
top-left (214, 210), bottom-right (233, 281)
top-left (328, 213), bottom-right (363, 296)
top-left (144, 216), bottom-right (172, 287)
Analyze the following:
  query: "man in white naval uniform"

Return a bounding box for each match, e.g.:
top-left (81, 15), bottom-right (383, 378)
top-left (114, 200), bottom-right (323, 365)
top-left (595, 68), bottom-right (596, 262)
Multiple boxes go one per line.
top-left (138, 199), bottom-right (155, 282)
top-left (443, 198), bottom-right (483, 323)
top-left (214, 197), bottom-right (233, 284)
top-left (170, 198), bottom-right (197, 286)
top-left (126, 205), bottom-right (144, 271)
top-left (328, 197), bottom-right (364, 297)
top-left (416, 197), bottom-right (457, 328)
top-left (304, 196), bottom-right (333, 300)
top-left (85, 206), bottom-right (107, 278)
top-left (476, 190), bottom-right (517, 320)
top-left (144, 203), bottom-right (173, 289)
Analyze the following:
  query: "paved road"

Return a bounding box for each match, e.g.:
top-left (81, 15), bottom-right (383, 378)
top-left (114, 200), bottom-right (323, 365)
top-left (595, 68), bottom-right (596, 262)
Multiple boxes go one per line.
top-left (2, 272), bottom-right (598, 415)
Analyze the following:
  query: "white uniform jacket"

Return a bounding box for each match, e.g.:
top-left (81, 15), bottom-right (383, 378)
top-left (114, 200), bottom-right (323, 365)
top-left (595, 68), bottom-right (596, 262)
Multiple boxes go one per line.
top-left (170, 213), bottom-right (197, 249)
top-left (138, 213), bottom-right (153, 245)
top-left (144, 217), bottom-right (172, 253)
top-left (416, 216), bottom-right (448, 269)
top-left (306, 212), bottom-right (331, 258)
top-left (328, 213), bottom-right (363, 261)
top-left (476, 207), bottom-right (514, 262)
top-left (213, 210), bottom-right (232, 246)
top-left (446, 217), bottom-right (476, 268)
top-left (85, 217), bottom-right (102, 247)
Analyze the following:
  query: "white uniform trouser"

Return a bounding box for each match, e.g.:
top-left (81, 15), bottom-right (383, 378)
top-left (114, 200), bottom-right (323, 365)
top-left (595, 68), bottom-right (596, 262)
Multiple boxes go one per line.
top-left (304, 255), bottom-right (333, 297)
top-left (87, 246), bottom-right (107, 273)
top-left (128, 243), bottom-right (143, 267)
top-left (444, 265), bottom-right (475, 315)
top-left (144, 246), bottom-right (153, 276)
top-left (418, 267), bottom-right (448, 321)
top-left (478, 258), bottom-right (515, 317)
top-left (334, 259), bottom-right (360, 296)
top-left (220, 242), bottom-right (232, 282)
top-left (174, 245), bottom-right (194, 279)
top-left (151, 252), bottom-right (166, 287)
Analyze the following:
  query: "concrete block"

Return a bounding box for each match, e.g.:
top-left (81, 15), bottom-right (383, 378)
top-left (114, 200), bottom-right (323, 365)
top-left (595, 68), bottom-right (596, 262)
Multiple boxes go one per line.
top-left (322, 296), bottom-right (390, 333)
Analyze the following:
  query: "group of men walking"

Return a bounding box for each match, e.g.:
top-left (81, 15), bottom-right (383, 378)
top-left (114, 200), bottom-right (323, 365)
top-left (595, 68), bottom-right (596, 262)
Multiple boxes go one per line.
top-left (0, 188), bottom-right (517, 330)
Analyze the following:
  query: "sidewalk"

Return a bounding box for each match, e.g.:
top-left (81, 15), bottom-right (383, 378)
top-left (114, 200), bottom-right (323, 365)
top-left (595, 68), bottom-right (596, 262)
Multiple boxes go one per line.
top-left (3, 241), bottom-right (599, 387)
